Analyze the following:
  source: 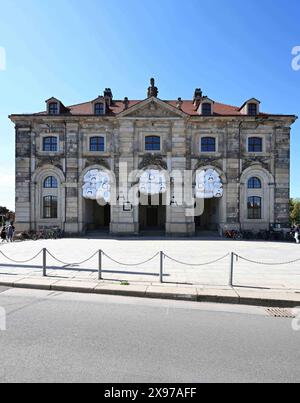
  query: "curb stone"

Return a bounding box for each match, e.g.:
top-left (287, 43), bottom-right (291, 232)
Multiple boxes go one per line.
top-left (0, 276), bottom-right (300, 307)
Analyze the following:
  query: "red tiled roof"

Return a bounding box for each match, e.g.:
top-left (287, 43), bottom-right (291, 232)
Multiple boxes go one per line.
top-left (34, 99), bottom-right (267, 117)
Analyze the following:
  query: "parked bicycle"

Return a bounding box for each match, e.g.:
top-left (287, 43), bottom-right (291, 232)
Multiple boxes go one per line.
top-left (16, 228), bottom-right (64, 241)
top-left (224, 230), bottom-right (243, 240)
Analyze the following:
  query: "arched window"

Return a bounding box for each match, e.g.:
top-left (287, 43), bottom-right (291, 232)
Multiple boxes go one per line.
top-left (201, 137), bottom-right (216, 152)
top-left (48, 102), bottom-right (59, 115)
top-left (248, 196), bottom-right (262, 220)
top-left (248, 137), bottom-right (263, 152)
top-left (43, 196), bottom-right (58, 219)
top-left (94, 103), bottom-right (105, 116)
top-left (43, 176), bottom-right (58, 189)
top-left (248, 177), bottom-right (262, 189)
top-left (90, 136), bottom-right (105, 152)
top-left (43, 136), bottom-right (58, 152)
top-left (145, 136), bottom-right (161, 151)
top-left (202, 103), bottom-right (212, 116)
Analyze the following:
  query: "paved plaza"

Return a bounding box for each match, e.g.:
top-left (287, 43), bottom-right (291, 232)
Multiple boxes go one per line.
top-left (0, 237), bottom-right (299, 290)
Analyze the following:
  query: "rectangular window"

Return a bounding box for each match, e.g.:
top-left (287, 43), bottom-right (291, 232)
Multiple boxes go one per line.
top-left (49, 102), bottom-right (59, 115)
top-left (145, 136), bottom-right (161, 151)
top-left (202, 103), bottom-right (212, 116)
top-left (95, 103), bottom-right (105, 116)
top-left (248, 103), bottom-right (258, 116)
top-left (43, 196), bottom-right (58, 219)
top-left (248, 196), bottom-right (262, 220)
top-left (90, 136), bottom-right (105, 152)
top-left (43, 137), bottom-right (58, 152)
top-left (248, 137), bottom-right (263, 153)
top-left (201, 137), bottom-right (216, 152)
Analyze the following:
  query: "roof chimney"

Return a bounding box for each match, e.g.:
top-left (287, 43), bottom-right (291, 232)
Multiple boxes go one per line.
top-left (104, 88), bottom-right (113, 106)
top-left (123, 97), bottom-right (129, 110)
top-left (193, 88), bottom-right (202, 108)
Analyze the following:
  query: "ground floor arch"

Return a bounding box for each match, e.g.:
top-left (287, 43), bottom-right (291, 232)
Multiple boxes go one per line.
top-left (194, 198), bottom-right (221, 232)
top-left (84, 200), bottom-right (111, 231)
top-left (139, 193), bottom-right (167, 231)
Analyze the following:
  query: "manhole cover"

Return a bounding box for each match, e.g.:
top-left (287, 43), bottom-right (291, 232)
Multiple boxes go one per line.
top-left (266, 308), bottom-right (296, 318)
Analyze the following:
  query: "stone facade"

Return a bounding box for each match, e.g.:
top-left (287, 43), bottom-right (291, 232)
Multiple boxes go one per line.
top-left (10, 80), bottom-right (297, 236)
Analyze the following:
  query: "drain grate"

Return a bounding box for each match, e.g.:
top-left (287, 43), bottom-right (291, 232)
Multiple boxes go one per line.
top-left (266, 308), bottom-right (296, 319)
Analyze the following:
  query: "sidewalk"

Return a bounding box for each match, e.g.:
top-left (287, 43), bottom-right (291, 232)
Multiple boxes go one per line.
top-left (1, 274), bottom-right (300, 308)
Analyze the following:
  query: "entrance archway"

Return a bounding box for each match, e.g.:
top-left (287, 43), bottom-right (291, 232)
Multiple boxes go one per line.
top-left (81, 168), bottom-right (112, 233)
top-left (194, 168), bottom-right (224, 234)
top-left (195, 198), bottom-right (220, 231)
top-left (139, 194), bottom-right (166, 231)
top-left (85, 200), bottom-right (111, 231)
top-left (138, 169), bottom-right (168, 232)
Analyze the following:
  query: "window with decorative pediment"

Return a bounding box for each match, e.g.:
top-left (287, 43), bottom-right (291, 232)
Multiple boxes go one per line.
top-left (145, 136), bottom-right (161, 151)
top-left (43, 136), bottom-right (58, 152)
top-left (90, 136), bottom-right (105, 152)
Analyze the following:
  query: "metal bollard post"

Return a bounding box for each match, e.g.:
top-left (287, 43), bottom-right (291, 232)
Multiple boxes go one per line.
top-left (229, 252), bottom-right (235, 287)
top-left (160, 251), bottom-right (164, 283)
top-left (98, 250), bottom-right (103, 280)
top-left (43, 248), bottom-right (47, 277)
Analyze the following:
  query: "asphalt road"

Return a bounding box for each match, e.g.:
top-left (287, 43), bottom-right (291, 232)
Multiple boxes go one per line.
top-left (0, 286), bottom-right (299, 383)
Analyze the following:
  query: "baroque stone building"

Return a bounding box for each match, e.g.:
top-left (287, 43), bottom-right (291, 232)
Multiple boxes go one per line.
top-left (10, 79), bottom-right (297, 236)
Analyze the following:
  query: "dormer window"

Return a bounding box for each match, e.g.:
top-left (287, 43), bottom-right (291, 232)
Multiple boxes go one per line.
top-left (248, 103), bottom-right (258, 116)
top-left (240, 98), bottom-right (260, 115)
top-left (49, 102), bottom-right (59, 115)
top-left (198, 98), bottom-right (214, 116)
top-left (202, 103), bottom-right (212, 116)
top-left (95, 103), bottom-right (105, 116)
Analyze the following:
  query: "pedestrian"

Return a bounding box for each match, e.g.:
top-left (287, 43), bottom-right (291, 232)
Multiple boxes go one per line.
top-left (294, 225), bottom-right (300, 245)
top-left (7, 224), bottom-right (14, 243)
top-left (0, 226), bottom-right (7, 243)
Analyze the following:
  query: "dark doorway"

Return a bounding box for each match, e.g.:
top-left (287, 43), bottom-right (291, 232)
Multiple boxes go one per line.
top-left (85, 200), bottom-right (111, 231)
top-left (139, 194), bottom-right (166, 231)
top-left (147, 205), bottom-right (159, 228)
top-left (195, 198), bottom-right (219, 231)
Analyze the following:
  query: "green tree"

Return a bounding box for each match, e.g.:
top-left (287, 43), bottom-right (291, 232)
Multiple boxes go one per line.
top-left (290, 199), bottom-right (300, 225)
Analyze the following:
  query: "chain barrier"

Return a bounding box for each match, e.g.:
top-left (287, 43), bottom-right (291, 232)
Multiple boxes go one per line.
top-left (46, 250), bottom-right (99, 266)
top-left (0, 249), bottom-right (43, 264)
top-left (237, 255), bottom-right (300, 266)
top-left (102, 252), bottom-right (160, 267)
top-left (1, 247), bottom-right (300, 269)
top-left (163, 252), bottom-right (230, 267)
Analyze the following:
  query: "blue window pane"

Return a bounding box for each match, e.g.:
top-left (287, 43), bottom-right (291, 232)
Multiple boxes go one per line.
top-left (248, 137), bottom-right (262, 152)
top-left (145, 136), bottom-right (161, 151)
top-left (43, 137), bottom-right (58, 152)
top-left (201, 137), bottom-right (216, 152)
top-left (90, 137), bottom-right (105, 152)
top-left (44, 176), bottom-right (58, 189)
top-left (248, 177), bottom-right (262, 189)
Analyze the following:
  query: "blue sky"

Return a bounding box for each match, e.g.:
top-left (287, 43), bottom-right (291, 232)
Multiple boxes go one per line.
top-left (0, 0), bottom-right (299, 210)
